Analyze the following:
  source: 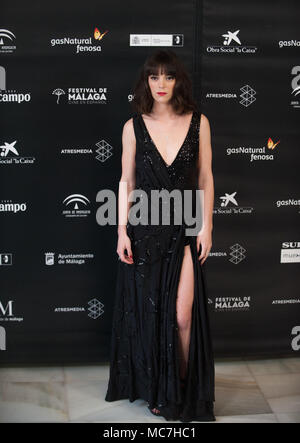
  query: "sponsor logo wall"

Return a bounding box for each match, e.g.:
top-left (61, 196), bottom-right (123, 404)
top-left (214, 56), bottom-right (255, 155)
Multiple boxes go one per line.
top-left (0, 0), bottom-right (299, 363)
top-left (202, 0), bottom-right (299, 357)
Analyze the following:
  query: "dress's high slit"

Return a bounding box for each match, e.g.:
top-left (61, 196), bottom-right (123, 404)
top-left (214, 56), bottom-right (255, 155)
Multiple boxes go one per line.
top-left (175, 242), bottom-right (194, 379)
top-left (105, 110), bottom-right (215, 422)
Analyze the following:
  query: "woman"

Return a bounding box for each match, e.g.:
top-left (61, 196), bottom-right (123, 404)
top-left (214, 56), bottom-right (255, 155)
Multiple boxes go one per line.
top-left (105, 49), bottom-right (215, 422)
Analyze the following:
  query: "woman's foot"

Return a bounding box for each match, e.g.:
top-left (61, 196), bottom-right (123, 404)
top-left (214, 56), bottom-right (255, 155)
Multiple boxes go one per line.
top-left (147, 404), bottom-right (161, 416)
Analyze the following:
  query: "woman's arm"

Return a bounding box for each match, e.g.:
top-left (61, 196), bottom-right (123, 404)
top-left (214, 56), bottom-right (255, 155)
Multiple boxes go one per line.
top-left (198, 113), bottom-right (214, 231)
top-left (197, 113), bottom-right (214, 264)
top-left (117, 118), bottom-right (136, 264)
top-left (118, 118), bottom-right (136, 234)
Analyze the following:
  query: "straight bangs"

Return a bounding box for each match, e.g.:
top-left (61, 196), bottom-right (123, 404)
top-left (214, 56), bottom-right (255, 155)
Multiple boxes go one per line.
top-left (146, 62), bottom-right (177, 79)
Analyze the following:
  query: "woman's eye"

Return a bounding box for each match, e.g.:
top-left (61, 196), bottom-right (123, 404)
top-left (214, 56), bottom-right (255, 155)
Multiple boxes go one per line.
top-left (150, 75), bottom-right (174, 80)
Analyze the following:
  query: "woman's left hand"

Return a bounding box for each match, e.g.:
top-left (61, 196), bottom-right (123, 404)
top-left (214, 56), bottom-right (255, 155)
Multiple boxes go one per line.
top-left (196, 227), bottom-right (213, 265)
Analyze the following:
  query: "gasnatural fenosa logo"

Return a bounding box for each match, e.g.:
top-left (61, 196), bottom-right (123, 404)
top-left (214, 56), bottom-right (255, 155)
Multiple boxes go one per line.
top-left (50, 27), bottom-right (108, 54)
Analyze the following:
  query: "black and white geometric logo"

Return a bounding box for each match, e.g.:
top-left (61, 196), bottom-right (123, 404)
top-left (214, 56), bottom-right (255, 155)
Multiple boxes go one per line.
top-left (95, 140), bottom-right (113, 162)
top-left (88, 298), bottom-right (104, 319)
top-left (240, 85), bottom-right (256, 107)
top-left (229, 243), bottom-right (246, 264)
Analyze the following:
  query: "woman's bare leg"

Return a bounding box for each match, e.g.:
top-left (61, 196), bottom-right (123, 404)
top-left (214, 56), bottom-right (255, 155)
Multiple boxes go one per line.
top-left (176, 244), bottom-right (194, 379)
top-left (150, 244), bottom-right (194, 415)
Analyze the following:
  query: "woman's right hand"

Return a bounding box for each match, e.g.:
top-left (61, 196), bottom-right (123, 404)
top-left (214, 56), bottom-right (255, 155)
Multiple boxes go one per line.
top-left (117, 232), bottom-right (134, 264)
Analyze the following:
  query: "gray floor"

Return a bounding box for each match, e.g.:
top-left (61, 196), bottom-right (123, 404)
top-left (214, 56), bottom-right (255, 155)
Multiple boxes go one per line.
top-left (0, 356), bottom-right (299, 423)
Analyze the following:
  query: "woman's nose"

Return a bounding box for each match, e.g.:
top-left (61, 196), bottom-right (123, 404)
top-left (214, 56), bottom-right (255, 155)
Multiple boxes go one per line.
top-left (158, 76), bottom-right (166, 87)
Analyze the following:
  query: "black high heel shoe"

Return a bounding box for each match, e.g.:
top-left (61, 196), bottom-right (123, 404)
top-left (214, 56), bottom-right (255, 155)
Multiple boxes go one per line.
top-left (147, 378), bottom-right (186, 419)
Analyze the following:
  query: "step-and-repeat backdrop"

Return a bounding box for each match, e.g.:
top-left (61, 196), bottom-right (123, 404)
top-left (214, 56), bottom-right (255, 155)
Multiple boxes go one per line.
top-left (1, 0), bottom-right (299, 364)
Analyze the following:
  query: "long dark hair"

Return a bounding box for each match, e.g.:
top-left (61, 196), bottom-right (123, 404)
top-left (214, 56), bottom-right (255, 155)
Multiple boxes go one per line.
top-left (131, 49), bottom-right (199, 116)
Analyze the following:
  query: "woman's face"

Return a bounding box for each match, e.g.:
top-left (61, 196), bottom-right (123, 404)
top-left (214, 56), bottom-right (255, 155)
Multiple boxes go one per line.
top-left (148, 67), bottom-right (176, 103)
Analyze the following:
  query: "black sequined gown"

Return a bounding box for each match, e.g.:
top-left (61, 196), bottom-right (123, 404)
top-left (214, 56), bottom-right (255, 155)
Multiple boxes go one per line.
top-left (105, 110), bottom-right (215, 422)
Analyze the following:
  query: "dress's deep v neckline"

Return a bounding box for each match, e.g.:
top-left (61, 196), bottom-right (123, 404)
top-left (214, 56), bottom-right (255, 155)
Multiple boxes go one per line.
top-left (140, 111), bottom-right (194, 168)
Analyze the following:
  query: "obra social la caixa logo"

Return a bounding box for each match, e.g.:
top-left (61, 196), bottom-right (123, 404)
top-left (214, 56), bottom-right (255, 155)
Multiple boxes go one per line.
top-left (206, 29), bottom-right (258, 54)
top-left (0, 140), bottom-right (36, 165)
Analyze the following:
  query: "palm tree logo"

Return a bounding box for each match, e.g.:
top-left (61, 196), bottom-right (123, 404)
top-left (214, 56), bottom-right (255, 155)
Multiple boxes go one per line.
top-left (52, 88), bottom-right (65, 104)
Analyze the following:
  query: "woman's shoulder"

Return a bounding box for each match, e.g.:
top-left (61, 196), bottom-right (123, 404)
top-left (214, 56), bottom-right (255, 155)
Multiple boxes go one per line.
top-left (123, 116), bottom-right (134, 127)
top-left (122, 117), bottom-right (136, 141)
top-left (122, 112), bottom-right (143, 144)
top-left (123, 111), bottom-right (141, 127)
top-left (199, 112), bottom-right (210, 129)
top-left (123, 113), bottom-right (138, 129)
